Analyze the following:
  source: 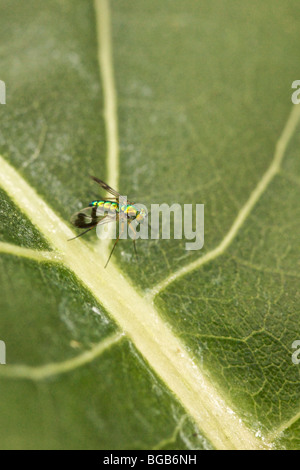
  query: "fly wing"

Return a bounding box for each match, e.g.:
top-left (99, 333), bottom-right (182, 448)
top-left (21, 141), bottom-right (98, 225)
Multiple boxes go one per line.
top-left (89, 176), bottom-right (121, 199)
top-left (89, 176), bottom-right (135, 204)
top-left (69, 211), bottom-right (117, 241)
top-left (71, 206), bottom-right (105, 228)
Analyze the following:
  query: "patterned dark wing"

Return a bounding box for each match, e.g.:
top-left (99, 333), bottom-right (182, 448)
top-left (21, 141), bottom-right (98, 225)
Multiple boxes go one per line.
top-left (71, 206), bottom-right (104, 228)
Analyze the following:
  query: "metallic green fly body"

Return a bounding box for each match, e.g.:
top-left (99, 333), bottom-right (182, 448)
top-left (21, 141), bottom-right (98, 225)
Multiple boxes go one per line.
top-left (69, 176), bottom-right (147, 267)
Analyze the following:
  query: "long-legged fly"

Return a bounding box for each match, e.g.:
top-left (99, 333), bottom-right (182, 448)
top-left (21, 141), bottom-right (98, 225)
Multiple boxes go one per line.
top-left (69, 176), bottom-right (147, 268)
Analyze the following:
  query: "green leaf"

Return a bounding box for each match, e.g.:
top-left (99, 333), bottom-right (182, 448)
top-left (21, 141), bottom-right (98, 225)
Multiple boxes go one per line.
top-left (0, 0), bottom-right (299, 450)
top-left (0, 188), bottom-right (50, 249)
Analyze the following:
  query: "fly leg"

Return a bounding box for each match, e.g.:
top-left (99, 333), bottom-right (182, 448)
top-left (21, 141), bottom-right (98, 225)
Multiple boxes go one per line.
top-left (128, 221), bottom-right (138, 261)
top-left (68, 224), bottom-right (97, 241)
top-left (104, 220), bottom-right (125, 268)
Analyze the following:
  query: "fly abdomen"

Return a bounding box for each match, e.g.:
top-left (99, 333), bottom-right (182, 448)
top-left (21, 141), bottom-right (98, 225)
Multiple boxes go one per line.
top-left (89, 200), bottom-right (119, 216)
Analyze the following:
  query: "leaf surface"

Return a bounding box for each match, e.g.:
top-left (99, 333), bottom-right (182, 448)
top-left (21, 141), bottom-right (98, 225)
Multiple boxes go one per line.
top-left (0, 0), bottom-right (299, 450)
